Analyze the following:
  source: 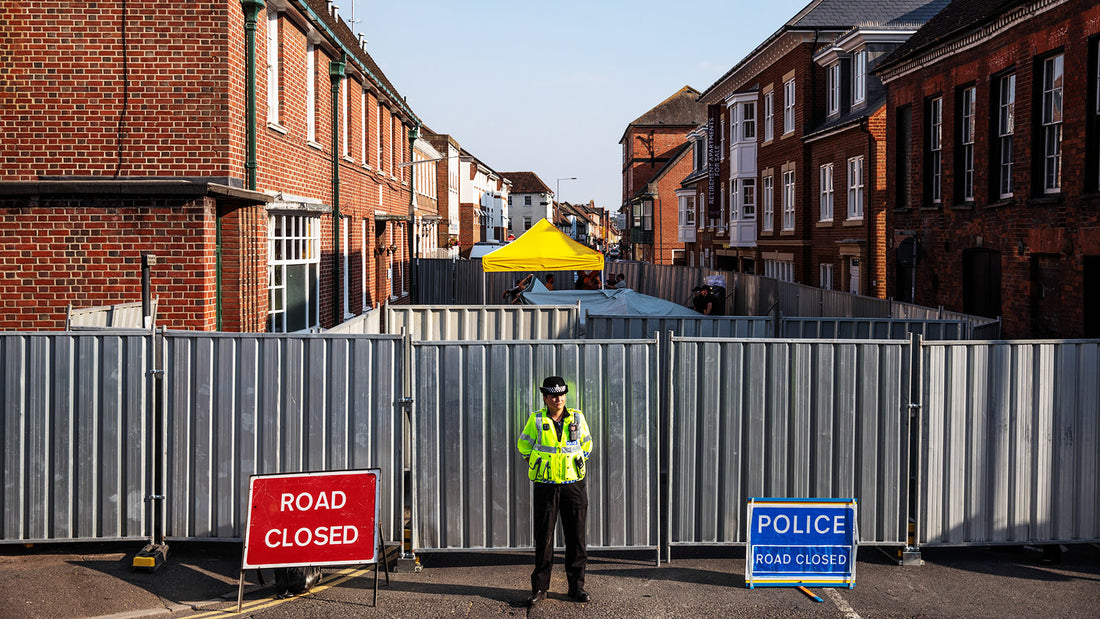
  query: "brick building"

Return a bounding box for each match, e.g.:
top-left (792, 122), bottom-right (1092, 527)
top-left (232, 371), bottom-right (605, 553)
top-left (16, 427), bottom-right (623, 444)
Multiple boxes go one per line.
top-left (877, 0), bottom-right (1100, 337)
top-left (695, 0), bottom-right (946, 289)
top-left (0, 0), bottom-right (426, 331)
top-left (621, 86), bottom-right (706, 264)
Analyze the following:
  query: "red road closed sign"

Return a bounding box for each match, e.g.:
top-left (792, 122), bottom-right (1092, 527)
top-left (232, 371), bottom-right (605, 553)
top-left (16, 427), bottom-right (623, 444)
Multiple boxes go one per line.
top-left (242, 469), bottom-right (380, 569)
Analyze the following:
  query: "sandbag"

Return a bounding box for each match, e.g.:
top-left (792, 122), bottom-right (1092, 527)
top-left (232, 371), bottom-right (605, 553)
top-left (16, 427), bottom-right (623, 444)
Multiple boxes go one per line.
top-left (272, 566), bottom-right (323, 598)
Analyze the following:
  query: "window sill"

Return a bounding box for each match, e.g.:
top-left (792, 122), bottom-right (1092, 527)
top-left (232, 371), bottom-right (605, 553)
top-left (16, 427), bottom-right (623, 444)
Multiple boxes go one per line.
top-left (842, 218), bottom-right (864, 227)
top-left (1026, 194), bottom-right (1064, 207)
top-left (816, 220), bottom-right (834, 227)
top-left (342, 156), bottom-right (354, 163)
top-left (780, 230), bottom-right (796, 236)
top-left (984, 197), bottom-right (1013, 209)
top-left (307, 140), bottom-right (323, 150)
top-left (949, 202), bottom-right (974, 211)
top-left (267, 122), bottom-right (288, 135)
top-left (920, 203), bottom-right (943, 211)
top-left (1081, 192), bottom-right (1100, 206)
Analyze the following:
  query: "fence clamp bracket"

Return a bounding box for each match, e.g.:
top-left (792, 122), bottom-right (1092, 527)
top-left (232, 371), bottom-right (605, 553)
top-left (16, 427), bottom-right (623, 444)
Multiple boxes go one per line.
top-left (146, 368), bottom-right (164, 377)
top-left (397, 397), bottom-right (414, 414)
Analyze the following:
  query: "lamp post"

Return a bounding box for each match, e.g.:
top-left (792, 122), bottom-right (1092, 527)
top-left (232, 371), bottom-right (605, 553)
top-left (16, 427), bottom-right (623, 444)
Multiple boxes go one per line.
top-left (555, 176), bottom-right (576, 222)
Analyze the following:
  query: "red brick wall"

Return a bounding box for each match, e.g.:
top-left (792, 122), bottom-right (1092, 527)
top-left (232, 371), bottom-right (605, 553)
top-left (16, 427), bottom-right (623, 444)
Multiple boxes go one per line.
top-left (1, 2), bottom-right (421, 329)
top-left (806, 105), bottom-right (888, 298)
top-left (0, 195), bottom-right (217, 330)
top-left (0, 2), bottom-right (235, 180)
top-left (885, 2), bottom-right (1100, 336)
top-left (754, 43), bottom-right (817, 284)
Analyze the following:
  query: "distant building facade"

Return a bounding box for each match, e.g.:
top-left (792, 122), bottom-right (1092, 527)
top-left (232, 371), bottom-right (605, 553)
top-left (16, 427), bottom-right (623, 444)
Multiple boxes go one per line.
top-left (502, 171), bottom-right (555, 237)
top-left (620, 86), bottom-right (706, 264)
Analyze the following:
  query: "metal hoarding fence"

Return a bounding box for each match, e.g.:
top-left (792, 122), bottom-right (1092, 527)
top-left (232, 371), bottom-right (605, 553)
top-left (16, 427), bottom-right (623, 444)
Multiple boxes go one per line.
top-left (668, 337), bottom-right (910, 551)
top-left (918, 340), bottom-right (1100, 546)
top-left (163, 332), bottom-right (406, 543)
top-left (386, 305), bottom-right (580, 340)
top-left (410, 339), bottom-right (660, 557)
top-left (781, 318), bottom-right (969, 341)
top-left (0, 331), bottom-right (151, 543)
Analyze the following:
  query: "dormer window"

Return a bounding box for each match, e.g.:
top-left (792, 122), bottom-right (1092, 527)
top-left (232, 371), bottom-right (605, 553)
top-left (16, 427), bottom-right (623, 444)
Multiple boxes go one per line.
top-left (827, 62), bottom-right (841, 116)
top-left (693, 136), bottom-right (707, 171)
top-left (852, 49), bottom-right (867, 105)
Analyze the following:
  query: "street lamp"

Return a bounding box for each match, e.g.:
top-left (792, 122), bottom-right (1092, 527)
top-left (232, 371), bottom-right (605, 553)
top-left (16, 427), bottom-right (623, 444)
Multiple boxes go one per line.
top-left (555, 176), bottom-right (577, 220)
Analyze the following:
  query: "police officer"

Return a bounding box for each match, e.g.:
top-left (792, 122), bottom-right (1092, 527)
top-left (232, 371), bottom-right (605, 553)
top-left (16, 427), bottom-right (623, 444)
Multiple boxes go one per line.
top-left (516, 376), bottom-right (593, 606)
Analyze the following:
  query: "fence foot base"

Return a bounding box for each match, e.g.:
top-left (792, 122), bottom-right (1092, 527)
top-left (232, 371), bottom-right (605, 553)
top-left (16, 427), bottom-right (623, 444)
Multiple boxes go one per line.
top-left (901, 549), bottom-right (923, 566)
top-left (132, 542), bottom-right (169, 572)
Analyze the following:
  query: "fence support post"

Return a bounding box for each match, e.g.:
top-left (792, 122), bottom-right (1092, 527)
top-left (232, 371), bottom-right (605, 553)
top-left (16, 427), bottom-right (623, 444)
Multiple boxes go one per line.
top-left (904, 333), bottom-right (924, 566)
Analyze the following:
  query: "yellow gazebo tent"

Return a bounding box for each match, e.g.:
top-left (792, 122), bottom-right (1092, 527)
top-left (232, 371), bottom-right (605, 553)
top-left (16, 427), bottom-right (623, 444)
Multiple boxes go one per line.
top-left (482, 218), bottom-right (604, 272)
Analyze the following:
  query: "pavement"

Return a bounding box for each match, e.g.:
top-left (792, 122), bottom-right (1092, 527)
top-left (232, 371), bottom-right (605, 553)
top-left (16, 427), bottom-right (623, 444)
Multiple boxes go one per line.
top-left (1, 541), bottom-right (1098, 618)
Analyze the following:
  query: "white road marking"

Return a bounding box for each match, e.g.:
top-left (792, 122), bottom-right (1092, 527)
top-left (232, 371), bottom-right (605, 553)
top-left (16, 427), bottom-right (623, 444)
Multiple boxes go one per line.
top-left (824, 587), bottom-right (861, 619)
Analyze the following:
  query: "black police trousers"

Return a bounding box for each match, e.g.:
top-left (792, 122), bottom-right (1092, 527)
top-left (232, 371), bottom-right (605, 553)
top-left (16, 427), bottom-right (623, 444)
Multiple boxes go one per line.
top-left (530, 478), bottom-right (588, 594)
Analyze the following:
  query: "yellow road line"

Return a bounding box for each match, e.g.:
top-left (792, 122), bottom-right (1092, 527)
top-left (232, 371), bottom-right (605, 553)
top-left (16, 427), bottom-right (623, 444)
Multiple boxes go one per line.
top-left (187, 566), bottom-right (375, 618)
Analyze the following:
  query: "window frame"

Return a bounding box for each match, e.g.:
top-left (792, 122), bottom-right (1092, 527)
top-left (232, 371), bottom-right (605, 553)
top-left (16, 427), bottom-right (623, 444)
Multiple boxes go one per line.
top-left (852, 49), bottom-right (867, 105)
top-left (958, 86), bottom-right (976, 202)
top-left (827, 62), bottom-right (840, 116)
top-left (819, 162), bottom-right (834, 222)
top-left (741, 178), bottom-right (756, 220)
top-left (782, 169), bottom-right (795, 231)
top-left (927, 96), bottom-right (943, 204)
top-left (742, 102), bottom-right (756, 141)
top-left (820, 263), bottom-right (834, 290)
top-left (268, 213), bottom-right (321, 333)
top-left (764, 92), bottom-right (774, 141)
top-left (1041, 53), bottom-right (1064, 194)
top-left (306, 41), bottom-right (316, 142)
top-left (783, 79), bottom-right (796, 135)
top-left (266, 10), bottom-right (280, 126)
top-left (847, 156), bottom-right (864, 219)
top-left (762, 174), bottom-right (774, 232)
top-left (996, 73), bottom-right (1016, 199)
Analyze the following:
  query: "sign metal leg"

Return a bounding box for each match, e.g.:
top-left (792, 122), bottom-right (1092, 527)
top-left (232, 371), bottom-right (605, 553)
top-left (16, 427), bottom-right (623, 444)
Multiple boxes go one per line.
top-left (237, 570), bottom-right (245, 612)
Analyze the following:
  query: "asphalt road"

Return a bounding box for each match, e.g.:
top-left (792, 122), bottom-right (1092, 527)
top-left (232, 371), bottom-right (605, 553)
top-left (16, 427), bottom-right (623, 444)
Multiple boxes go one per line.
top-left (0, 542), bottom-right (1097, 618)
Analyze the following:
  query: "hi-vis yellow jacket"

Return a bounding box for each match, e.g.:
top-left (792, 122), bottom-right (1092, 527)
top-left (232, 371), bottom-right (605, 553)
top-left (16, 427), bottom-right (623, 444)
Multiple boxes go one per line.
top-left (517, 407), bottom-right (592, 483)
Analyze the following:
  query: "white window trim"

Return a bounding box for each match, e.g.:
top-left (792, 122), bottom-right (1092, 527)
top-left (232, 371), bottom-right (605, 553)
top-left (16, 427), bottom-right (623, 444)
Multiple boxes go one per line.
top-left (741, 178), bottom-right (756, 220)
top-left (998, 74), bottom-right (1015, 199)
top-left (782, 170), bottom-right (795, 231)
top-left (266, 11), bottom-right (280, 126)
top-left (853, 50), bottom-right (867, 105)
top-left (930, 97), bottom-right (943, 204)
top-left (268, 213), bottom-right (321, 333)
top-left (820, 163), bottom-right (834, 221)
top-left (961, 86), bottom-right (976, 201)
top-left (783, 79), bottom-right (795, 135)
top-left (763, 92), bottom-right (774, 141)
top-left (827, 62), bottom-right (840, 116)
top-left (762, 175), bottom-right (774, 232)
top-left (341, 76), bottom-right (349, 158)
top-left (306, 41), bottom-right (316, 142)
top-left (1042, 54), bottom-right (1064, 193)
top-left (820, 263), bottom-right (834, 290)
top-left (847, 156), bottom-right (864, 220)
top-left (361, 220), bottom-right (368, 311)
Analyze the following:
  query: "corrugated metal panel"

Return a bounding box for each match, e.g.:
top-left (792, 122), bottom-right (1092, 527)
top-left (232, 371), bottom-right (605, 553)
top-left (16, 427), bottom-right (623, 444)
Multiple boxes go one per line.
top-left (782, 318), bottom-right (968, 340)
top-left (163, 332), bottom-right (405, 542)
top-left (919, 341), bottom-right (1100, 545)
top-left (0, 332), bottom-right (150, 543)
top-left (669, 337), bottom-right (909, 546)
top-left (325, 306), bottom-right (384, 334)
top-left (386, 305), bottom-right (579, 340)
top-left (411, 339), bottom-right (659, 552)
top-left (586, 316), bottom-right (772, 340)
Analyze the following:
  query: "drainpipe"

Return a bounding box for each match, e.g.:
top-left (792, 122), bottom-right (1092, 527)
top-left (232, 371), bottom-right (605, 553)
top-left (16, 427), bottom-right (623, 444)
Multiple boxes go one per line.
top-left (241, 0), bottom-right (263, 191)
top-left (409, 122), bottom-right (420, 302)
top-left (330, 56), bottom-right (345, 326)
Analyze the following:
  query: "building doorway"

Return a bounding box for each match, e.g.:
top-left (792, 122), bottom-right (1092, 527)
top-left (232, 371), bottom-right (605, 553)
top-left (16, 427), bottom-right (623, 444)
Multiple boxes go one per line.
top-left (962, 248), bottom-right (1002, 319)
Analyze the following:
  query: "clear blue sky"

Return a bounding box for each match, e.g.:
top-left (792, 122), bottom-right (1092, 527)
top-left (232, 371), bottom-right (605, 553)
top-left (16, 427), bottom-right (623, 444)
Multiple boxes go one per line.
top-left (348, 1), bottom-right (809, 211)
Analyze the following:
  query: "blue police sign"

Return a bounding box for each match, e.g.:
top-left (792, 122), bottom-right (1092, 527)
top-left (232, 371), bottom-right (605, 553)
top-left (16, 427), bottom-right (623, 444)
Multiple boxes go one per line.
top-left (745, 498), bottom-right (858, 588)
